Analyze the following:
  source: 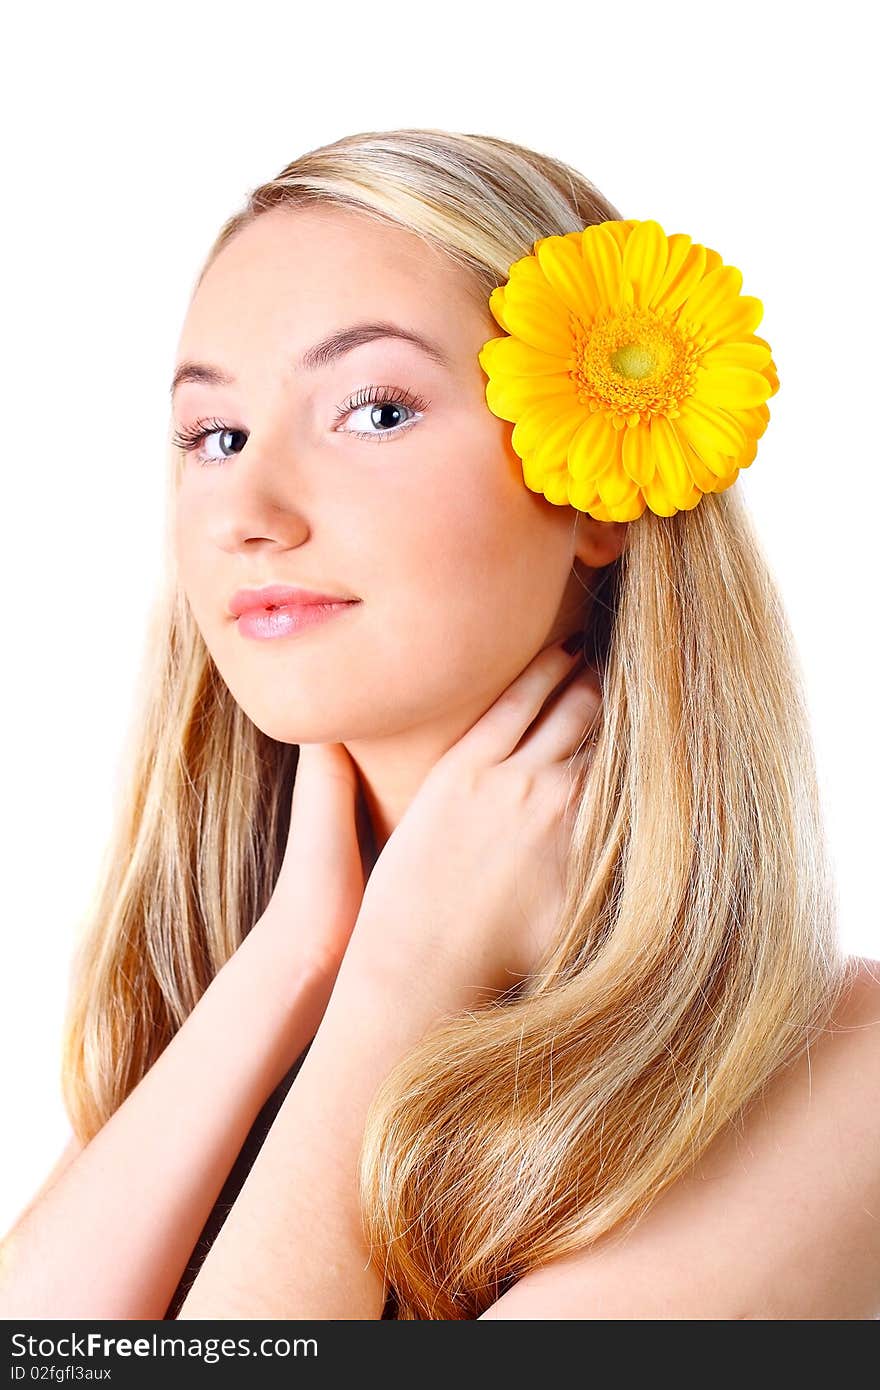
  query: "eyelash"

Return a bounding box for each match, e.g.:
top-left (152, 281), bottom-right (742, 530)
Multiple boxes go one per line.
top-left (171, 384), bottom-right (430, 465)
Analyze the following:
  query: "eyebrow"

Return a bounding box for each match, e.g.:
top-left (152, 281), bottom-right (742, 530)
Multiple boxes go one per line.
top-left (170, 321), bottom-right (451, 397)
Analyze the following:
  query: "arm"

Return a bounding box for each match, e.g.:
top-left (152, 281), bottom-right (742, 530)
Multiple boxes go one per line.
top-left (0, 913), bottom-right (335, 1321)
top-left (176, 938), bottom-right (481, 1320)
top-left (177, 647), bottom-right (597, 1319)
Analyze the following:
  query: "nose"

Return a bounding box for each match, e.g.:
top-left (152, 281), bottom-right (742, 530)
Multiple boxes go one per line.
top-left (200, 428), bottom-right (312, 554)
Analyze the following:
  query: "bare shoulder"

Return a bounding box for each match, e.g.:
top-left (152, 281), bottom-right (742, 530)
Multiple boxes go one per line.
top-left (481, 957), bottom-right (880, 1320)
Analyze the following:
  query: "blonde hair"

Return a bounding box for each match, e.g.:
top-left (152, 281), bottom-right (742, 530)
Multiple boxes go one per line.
top-left (60, 128), bottom-right (852, 1319)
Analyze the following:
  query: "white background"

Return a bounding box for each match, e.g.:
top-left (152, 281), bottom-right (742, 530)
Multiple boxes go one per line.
top-left (1, 0), bottom-right (877, 1236)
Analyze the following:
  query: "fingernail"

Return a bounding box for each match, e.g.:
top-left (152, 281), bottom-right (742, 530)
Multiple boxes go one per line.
top-left (562, 630), bottom-right (585, 655)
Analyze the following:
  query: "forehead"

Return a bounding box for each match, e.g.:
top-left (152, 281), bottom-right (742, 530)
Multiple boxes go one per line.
top-left (179, 206), bottom-right (484, 352)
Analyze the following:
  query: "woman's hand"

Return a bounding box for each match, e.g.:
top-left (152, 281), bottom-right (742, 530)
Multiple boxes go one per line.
top-left (342, 641), bottom-right (603, 1004)
top-left (256, 741), bottom-right (367, 980)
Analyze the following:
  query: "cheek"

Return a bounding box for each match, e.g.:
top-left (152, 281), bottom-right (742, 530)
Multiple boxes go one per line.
top-left (389, 487), bottom-right (562, 671)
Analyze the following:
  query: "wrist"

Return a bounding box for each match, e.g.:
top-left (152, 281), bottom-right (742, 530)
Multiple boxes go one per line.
top-left (332, 912), bottom-right (494, 1026)
top-left (224, 911), bottom-right (338, 1037)
top-left (243, 906), bottom-right (341, 991)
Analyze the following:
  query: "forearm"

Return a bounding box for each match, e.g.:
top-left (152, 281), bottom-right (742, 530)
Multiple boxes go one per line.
top-left (176, 935), bottom-right (481, 1320)
top-left (0, 916), bottom-right (334, 1320)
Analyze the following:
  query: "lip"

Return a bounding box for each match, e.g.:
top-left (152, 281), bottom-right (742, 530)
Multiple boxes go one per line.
top-left (235, 600), bottom-right (359, 642)
top-left (229, 584), bottom-right (359, 618)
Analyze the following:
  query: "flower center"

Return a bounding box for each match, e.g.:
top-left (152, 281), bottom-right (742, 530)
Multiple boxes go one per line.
top-left (569, 306), bottom-right (703, 430)
top-left (609, 343), bottom-right (656, 379)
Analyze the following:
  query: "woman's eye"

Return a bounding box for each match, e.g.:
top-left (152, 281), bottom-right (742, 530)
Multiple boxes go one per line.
top-left (335, 386), bottom-right (429, 444)
top-left (199, 427), bottom-right (245, 463)
top-left (173, 387), bottom-right (429, 466)
top-left (341, 399), bottom-right (417, 439)
top-left (172, 419), bottom-right (246, 466)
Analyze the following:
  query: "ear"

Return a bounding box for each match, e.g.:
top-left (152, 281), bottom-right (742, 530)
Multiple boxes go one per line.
top-left (573, 512), bottom-right (628, 570)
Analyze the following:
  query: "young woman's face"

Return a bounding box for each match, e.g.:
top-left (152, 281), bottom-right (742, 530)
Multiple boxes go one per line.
top-left (172, 205), bottom-right (618, 743)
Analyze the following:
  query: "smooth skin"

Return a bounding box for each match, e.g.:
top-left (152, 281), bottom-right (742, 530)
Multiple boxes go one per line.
top-left (6, 204), bottom-right (878, 1319)
top-left (171, 205), bottom-right (626, 863)
top-left (169, 203), bottom-right (879, 1319)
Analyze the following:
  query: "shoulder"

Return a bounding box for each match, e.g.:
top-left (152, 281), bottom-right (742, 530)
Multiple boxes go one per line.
top-left (481, 957), bottom-right (880, 1320)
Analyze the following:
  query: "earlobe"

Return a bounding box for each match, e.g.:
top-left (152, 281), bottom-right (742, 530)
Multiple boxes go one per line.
top-left (573, 516), bottom-right (628, 570)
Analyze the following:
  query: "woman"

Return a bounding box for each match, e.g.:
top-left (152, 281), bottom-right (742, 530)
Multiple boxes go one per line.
top-left (2, 128), bottom-right (878, 1321)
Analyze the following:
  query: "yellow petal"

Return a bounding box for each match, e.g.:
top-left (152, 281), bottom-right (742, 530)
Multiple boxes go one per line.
top-left (650, 416), bottom-right (698, 507)
top-left (530, 402), bottom-right (587, 471)
top-left (567, 475), bottom-right (604, 514)
top-left (512, 396), bottom-right (580, 452)
top-left (499, 281), bottom-right (573, 357)
top-left (487, 285), bottom-right (513, 334)
top-left (603, 492), bottom-right (645, 522)
top-left (485, 372), bottom-right (574, 422)
top-left (621, 220), bottom-right (669, 310)
top-left (543, 469), bottom-right (573, 506)
top-left (678, 265), bottom-right (743, 334)
top-left (763, 358), bottom-right (780, 395)
top-left (700, 341), bottom-right (772, 371)
top-left (597, 458), bottom-right (641, 510)
top-left (674, 427), bottom-right (724, 493)
top-left (621, 420), bottom-right (655, 486)
top-left (651, 241), bottom-right (707, 316)
top-left (534, 235), bottom-right (601, 323)
top-left (678, 396), bottom-right (749, 459)
top-left (479, 334), bottom-right (571, 377)
top-left (521, 447), bottom-right (549, 491)
top-left (700, 295), bottom-right (764, 347)
top-left (567, 410), bottom-right (619, 481)
top-left (603, 220), bottom-right (640, 253)
top-left (642, 473), bottom-right (682, 517)
top-left (505, 253), bottom-right (550, 292)
top-left (696, 366), bottom-right (774, 409)
top-left (580, 222), bottom-right (623, 308)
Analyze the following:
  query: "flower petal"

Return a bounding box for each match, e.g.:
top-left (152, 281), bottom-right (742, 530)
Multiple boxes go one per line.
top-left (511, 396), bottom-right (580, 452)
top-left (650, 416), bottom-right (698, 507)
top-left (597, 458), bottom-right (641, 510)
top-left (674, 427), bottom-right (725, 493)
top-left (678, 265), bottom-right (743, 335)
top-left (567, 475), bottom-right (604, 514)
top-left (621, 220), bottom-right (669, 310)
top-left (700, 340), bottom-right (772, 372)
top-left (652, 240), bottom-right (707, 316)
top-left (485, 372), bottom-right (574, 422)
top-left (530, 402), bottom-right (587, 471)
top-left (604, 220), bottom-right (641, 254)
top-left (534, 235), bottom-right (601, 323)
top-left (580, 222), bottom-right (623, 308)
top-left (567, 409), bottom-right (619, 481)
top-left (678, 396), bottom-right (749, 459)
top-left (543, 468), bottom-right (574, 506)
top-left (701, 295), bottom-right (765, 347)
top-left (621, 421), bottom-right (655, 486)
top-left (642, 473), bottom-right (681, 517)
top-left (479, 334), bottom-right (570, 378)
top-left (498, 280), bottom-right (573, 357)
top-left (696, 366), bottom-right (774, 410)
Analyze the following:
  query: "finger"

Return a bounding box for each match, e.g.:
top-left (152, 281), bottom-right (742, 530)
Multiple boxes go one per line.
top-left (294, 741), bottom-right (360, 794)
top-left (454, 641), bottom-right (581, 767)
top-left (511, 663), bottom-right (603, 770)
top-left (280, 743), bottom-right (360, 878)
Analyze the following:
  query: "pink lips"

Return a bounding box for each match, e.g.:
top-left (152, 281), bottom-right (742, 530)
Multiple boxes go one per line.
top-left (228, 585), bottom-right (360, 642)
top-left (236, 600), bottom-right (358, 641)
top-left (229, 584), bottom-right (357, 617)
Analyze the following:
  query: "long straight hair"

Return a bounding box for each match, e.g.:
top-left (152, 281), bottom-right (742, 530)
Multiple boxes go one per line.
top-left (60, 129), bottom-right (852, 1318)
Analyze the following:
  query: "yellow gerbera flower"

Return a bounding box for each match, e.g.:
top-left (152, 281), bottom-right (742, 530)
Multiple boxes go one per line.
top-left (477, 219), bottom-right (779, 521)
